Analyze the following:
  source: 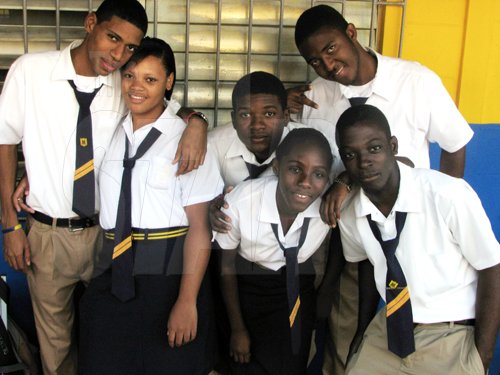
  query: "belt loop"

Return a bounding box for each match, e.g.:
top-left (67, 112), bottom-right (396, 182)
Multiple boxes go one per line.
top-left (144, 228), bottom-right (149, 241)
top-left (51, 217), bottom-right (57, 230)
top-left (449, 322), bottom-right (454, 329)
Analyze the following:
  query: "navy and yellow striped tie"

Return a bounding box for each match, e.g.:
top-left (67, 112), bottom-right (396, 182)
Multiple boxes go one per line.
top-left (68, 80), bottom-right (102, 218)
top-left (271, 217), bottom-right (310, 355)
top-left (367, 212), bottom-right (415, 358)
top-left (112, 127), bottom-right (162, 302)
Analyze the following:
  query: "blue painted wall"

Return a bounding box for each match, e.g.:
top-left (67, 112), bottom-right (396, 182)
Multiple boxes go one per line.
top-left (1, 124), bottom-right (499, 373)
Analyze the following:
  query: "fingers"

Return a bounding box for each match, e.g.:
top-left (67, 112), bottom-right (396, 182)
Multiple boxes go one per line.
top-left (167, 327), bottom-right (197, 348)
top-left (230, 349), bottom-right (251, 363)
top-left (320, 198), bottom-right (337, 228)
top-left (209, 195), bottom-right (232, 233)
top-left (302, 96), bottom-right (319, 110)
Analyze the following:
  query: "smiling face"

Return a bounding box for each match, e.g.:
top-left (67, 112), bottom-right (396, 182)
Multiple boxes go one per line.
top-left (273, 142), bottom-right (331, 219)
top-left (232, 93), bottom-right (289, 163)
top-left (298, 24), bottom-right (362, 86)
top-left (338, 121), bottom-right (399, 197)
top-left (121, 55), bottom-right (174, 129)
top-left (83, 14), bottom-right (144, 76)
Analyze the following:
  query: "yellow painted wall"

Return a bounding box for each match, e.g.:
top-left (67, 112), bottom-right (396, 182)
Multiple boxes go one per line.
top-left (381, 0), bottom-right (500, 124)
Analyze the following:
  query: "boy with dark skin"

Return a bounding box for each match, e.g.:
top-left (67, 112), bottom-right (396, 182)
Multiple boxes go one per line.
top-left (336, 104), bottom-right (499, 374)
top-left (0, 1), bottom-right (206, 373)
top-left (288, 6), bottom-right (474, 373)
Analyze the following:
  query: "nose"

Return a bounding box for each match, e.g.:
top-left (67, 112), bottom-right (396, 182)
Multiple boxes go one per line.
top-left (321, 55), bottom-right (336, 73)
top-left (110, 43), bottom-right (127, 62)
top-left (298, 172), bottom-right (312, 188)
top-left (250, 114), bottom-right (265, 129)
top-left (357, 151), bottom-right (372, 169)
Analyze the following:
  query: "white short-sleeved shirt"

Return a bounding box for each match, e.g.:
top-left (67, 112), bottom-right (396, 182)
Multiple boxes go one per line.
top-left (294, 50), bottom-right (473, 171)
top-left (339, 162), bottom-right (500, 323)
top-left (99, 103), bottom-right (222, 230)
top-left (208, 122), bottom-right (305, 188)
top-left (213, 176), bottom-right (330, 270)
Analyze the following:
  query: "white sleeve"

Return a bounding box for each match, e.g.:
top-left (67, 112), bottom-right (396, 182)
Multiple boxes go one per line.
top-left (0, 56), bottom-right (26, 144)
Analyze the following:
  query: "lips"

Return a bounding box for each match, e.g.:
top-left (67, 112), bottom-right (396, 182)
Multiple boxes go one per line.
top-left (127, 92), bottom-right (146, 103)
top-left (100, 58), bottom-right (117, 73)
top-left (359, 172), bottom-right (379, 183)
top-left (250, 135), bottom-right (268, 143)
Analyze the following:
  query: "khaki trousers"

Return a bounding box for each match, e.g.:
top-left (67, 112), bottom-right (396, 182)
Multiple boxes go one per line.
top-left (322, 261), bottom-right (359, 375)
top-left (346, 309), bottom-right (484, 375)
top-left (26, 216), bottom-right (102, 375)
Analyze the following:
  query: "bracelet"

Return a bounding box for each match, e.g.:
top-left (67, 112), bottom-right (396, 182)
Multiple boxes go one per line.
top-left (2, 223), bottom-right (22, 234)
top-left (333, 178), bottom-right (352, 192)
top-left (185, 111), bottom-right (209, 125)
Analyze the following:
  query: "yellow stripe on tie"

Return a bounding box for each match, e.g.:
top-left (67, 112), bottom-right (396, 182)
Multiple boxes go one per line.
top-left (105, 227), bottom-right (189, 241)
top-left (289, 296), bottom-right (301, 327)
top-left (386, 287), bottom-right (410, 317)
top-left (112, 236), bottom-right (132, 259)
top-left (74, 160), bottom-right (94, 181)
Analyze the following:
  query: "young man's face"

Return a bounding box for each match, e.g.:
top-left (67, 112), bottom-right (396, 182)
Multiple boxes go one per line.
top-left (338, 121), bottom-right (399, 196)
top-left (298, 24), bottom-right (361, 86)
top-left (232, 93), bottom-right (289, 163)
top-left (84, 14), bottom-right (144, 76)
top-left (273, 143), bottom-right (330, 218)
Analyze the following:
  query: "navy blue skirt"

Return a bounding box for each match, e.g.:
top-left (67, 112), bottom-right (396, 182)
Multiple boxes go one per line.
top-left (228, 255), bottom-right (316, 375)
top-left (79, 237), bottom-right (215, 375)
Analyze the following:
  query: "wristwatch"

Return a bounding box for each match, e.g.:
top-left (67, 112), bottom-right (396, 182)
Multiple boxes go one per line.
top-left (186, 111), bottom-right (209, 125)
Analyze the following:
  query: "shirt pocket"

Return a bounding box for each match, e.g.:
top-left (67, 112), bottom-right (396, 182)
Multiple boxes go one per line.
top-left (146, 156), bottom-right (177, 190)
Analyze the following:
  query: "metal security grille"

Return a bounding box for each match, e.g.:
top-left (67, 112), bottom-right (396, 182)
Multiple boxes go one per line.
top-left (0, 0), bottom-right (406, 127)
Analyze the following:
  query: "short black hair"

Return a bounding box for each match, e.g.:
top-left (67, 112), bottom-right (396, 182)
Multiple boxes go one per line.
top-left (232, 71), bottom-right (287, 111)
top-left (336, 104), bottom-right (391, 147)
top-left (277, 128), bottom-right (333, 169)
top-left (95, 0), bottom-right (148, 36)
top-left (295, 5), bottom-right (348, 49)
top-left (122, 37), bottom-right (176, 100)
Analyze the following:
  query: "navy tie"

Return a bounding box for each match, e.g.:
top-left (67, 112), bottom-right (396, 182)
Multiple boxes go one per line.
top-left (348, 97), bottom-right (368, 107)
top-left (367, 212), bottom-right (415, 358)
top-left (68, 80), bottom-right (102, 218)
top-left (244, 161), bottom-right (270, 180)
top-left (271, 218), bottom-right (311, 355)
top-left (112, 127), bottom-right (162, 302)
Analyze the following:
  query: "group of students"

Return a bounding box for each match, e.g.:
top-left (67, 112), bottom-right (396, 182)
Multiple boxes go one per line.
top-left (0, 1), bottom-right (498, 375)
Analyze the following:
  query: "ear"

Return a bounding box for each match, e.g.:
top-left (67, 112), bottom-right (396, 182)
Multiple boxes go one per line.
top-left (272, 158), bottom-right (279, 175)
top-left (231, 111), bottom-right (236, 129)
top-left (165, 72), bottom-right (174, 91)
top-left (346, 23), bottom-right (358, 42)
top-left (389, 135), bottom-right (398, 155)
top-left (84, 12), bottom-right (97, 34)
top-left (283, 108), bottom-right (290, 125)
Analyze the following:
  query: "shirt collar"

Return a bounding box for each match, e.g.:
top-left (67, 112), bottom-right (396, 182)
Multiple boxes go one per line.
top-left (122, 99), bottom-right (185, 143)
top-left (338, 48), bottom-right (393, 103)
top-left (258, 176), bottom-right (322, 226)
top-left (354, 162), bottom-right (422, 219)
top-left (225, 125), bottom-right (290, 166)
top-left (51, 39), bottom-right (115, 88)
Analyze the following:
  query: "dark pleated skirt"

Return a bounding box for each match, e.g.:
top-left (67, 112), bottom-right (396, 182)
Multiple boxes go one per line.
top-left (79, 237), bottom-right (215, 375)
top-left (228, 255), bottom-right (316, 375)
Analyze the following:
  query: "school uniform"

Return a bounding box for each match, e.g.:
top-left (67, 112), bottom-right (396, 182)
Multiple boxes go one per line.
top-left (0, 40), bottom-right (163, 375)
top-left (214, 176), bottom-right (330, 374)
top-left (339, 162), bottom-right (500, 374)
top-left (292, 48), bottom-right (475, 374)
top-left (79, 103), bottom-right (222, 375)
top-left (208, 121), bottom-right (304, 187)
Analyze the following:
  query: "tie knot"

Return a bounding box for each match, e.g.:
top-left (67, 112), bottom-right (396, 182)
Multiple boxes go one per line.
top-left (284, 247), bottom-right (299, 258)
top-left (123, 159), bottom-right (136, 169)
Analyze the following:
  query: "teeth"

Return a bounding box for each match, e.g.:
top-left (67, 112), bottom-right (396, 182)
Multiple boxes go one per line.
top-left (335, 65), bottom-right (344, 75)
top-left (130, 94), bottom-right (145, 100)
top-left (296, 194), bottom-right (308, 199)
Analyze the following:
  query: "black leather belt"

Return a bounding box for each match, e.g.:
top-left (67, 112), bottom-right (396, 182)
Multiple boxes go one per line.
top-left (414, 319), bottom-right (475, 328)
top-left (32, 211), bottom-right (97, 230)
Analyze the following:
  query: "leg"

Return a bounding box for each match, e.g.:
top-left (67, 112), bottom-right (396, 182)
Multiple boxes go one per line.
top-left (323, 261), bottom-right (359, 375)
top-left (26, 217), bottom-right (101, 375)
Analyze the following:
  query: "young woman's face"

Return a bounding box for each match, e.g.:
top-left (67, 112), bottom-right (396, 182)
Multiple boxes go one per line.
top-left (274, 143), bottom-right (330, 217)
top-left (121, 55), bottom-right (174, 124)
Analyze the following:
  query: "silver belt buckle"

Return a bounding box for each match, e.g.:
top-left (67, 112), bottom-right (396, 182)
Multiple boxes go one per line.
top-left (68, 218), bottom-right (84, 232)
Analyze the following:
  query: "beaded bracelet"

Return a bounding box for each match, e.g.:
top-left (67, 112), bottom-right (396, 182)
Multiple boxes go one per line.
top-left (333, 178), bottom-right (352, 192)
top-left (1, 223), bottom-right (22, 234)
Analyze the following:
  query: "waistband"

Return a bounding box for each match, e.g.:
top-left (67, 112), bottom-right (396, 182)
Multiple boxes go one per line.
top-left (414, 319), bottom-right (475, 328)
top-left (32, 211), bottom-right (97, 230)
top-left (104, 226), bottom-right (189, 241)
